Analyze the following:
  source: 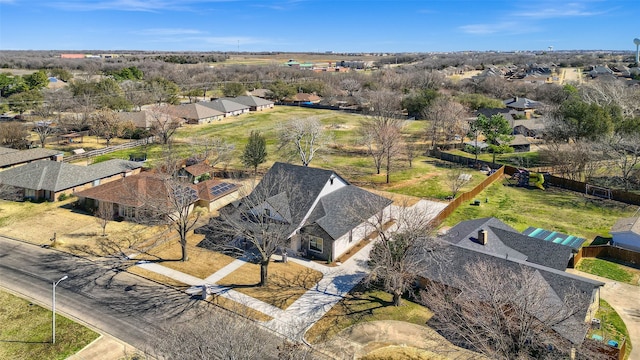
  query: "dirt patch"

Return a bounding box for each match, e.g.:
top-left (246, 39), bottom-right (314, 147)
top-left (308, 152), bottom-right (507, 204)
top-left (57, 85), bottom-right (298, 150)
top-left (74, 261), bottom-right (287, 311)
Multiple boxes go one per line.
top-left (318, 320), bottom-right (485, 360)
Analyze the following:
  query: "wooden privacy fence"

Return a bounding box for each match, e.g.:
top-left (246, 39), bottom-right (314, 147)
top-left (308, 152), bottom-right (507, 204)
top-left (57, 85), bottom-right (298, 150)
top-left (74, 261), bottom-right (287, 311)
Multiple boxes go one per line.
top-left (430, 166), bottom-right (505, 226)
top-left (434, 150), bottom-right (640, 207)
top-left (63, 137), bottom-right (155, 163)
top-left (571, 244), bottom-right (640, 268)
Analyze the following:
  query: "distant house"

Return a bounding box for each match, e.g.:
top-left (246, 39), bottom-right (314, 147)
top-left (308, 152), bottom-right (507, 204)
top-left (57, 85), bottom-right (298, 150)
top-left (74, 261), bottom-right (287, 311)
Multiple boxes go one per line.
top-left (498, 134), bottom-right (531, 152)
top-left (0, 147), bottom-right (63, 170)
top-left (610, 217), bottom-right (640, 252)
top-left (248, 89), bottom-right (272, 99)
top-left (172, 103), bottom-right (224, 124)
top-left (207, 162), bottom-right (392, 261)
top-left (423, 217), bottom-right (604, 345)
top-left (513, 118), bottom-right (546, 138)
top-left (503, 97), bottom-right (543, 118)
top-left (222, 96), bottom-right (274, 111)
top-left (0, 159), bottom-right (142, 201)
top-left (117, 110), bottom-right (163, 129)
top-left (285, 93), bottom-right (322, 104)
top-left (200, 99), bottom-right (250, 117)
top-left (177, 162), bottom-right (215, 184)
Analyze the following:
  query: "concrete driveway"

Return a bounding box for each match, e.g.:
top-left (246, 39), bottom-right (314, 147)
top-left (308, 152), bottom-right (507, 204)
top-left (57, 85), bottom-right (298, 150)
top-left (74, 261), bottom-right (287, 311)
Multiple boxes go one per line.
top-left (567, 269), bottom-right (640, 360)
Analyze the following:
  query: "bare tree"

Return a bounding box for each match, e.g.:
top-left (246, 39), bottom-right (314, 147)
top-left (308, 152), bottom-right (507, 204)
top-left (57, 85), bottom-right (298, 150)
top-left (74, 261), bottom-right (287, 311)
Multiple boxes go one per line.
top-left (600, 134), bottom-right (640, 191)
top-left (148, 105), bottom-right (181, 145)
top-left (581, 79), bottom-right (640, 119)
top-left (94, 201), bottom-right (113, 237)
top-left (188, 136), bottom-right (235, 169)
top-left (150, 309), bottom-right (317, 360)
top-left (121, 81), bottom-right (152, 111)
top-left (423, 96), bottom-right (467, 149)
top-left (32, 121), bottom-right (57, 148)
top-left (203, 169), bottom-right (305, 287)
top-left (445, 166), bottom-right (472, 199)
top-left (420, 260), bottom-right (592, 360)
top-left (91, 108), bottom-right (124, 146)
top-left (0, 122), bottom-right (29, 149)
top-left (365, 203), bottom-right (449, 306)
top-left (359, 91), bottom-right (406, 183)
top-left (277, 116), bottom-right (328, 167)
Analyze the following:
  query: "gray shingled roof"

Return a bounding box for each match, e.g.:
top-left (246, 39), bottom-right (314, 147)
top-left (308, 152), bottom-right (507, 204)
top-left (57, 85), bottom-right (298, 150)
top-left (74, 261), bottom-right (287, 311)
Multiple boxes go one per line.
top-left (173, 103), bottom-right (224, 120)
top-left (0, 159), bottom-right (142, 192)
top-left (248, 162), bottom-right (344, 227)
top-left (200, 99), bottom-right (250, 114)
top-left (220, 162), bottom-right (390, 240)
top-left (503, 97), bottom-right (542, 109)
top-left (0, 148), bottom-right (62, 168)
top-left (307, 186), bottom-right (393, 240)
top-left (420, 244), bottom-right (603, 344)
top-left (443, 217), bottom-right (573, 271)
top-left (223, 96), bottom-right (274, 107)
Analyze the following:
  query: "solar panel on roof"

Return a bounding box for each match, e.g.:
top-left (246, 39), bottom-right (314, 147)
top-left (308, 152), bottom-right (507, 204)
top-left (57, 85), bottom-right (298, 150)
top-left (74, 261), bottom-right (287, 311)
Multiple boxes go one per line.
top-left (209, 182), bottom-right (236, 196)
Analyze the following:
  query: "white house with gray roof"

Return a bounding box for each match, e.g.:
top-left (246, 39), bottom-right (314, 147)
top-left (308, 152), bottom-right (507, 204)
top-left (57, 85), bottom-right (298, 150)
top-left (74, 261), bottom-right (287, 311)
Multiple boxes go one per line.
top-left (208, 162), bottom-right (393, 262)
top-left (222, 96), bottom-right (274, 111)
top-left (200, 99), bottom-right (250, 117)
top-left (0, 159), bottom-right (142, 202)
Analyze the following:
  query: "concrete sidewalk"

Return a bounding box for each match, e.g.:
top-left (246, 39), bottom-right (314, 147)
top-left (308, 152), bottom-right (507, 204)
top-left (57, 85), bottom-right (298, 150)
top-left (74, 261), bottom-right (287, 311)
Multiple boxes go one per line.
top-left (133, 199), bottom-right (447, 340)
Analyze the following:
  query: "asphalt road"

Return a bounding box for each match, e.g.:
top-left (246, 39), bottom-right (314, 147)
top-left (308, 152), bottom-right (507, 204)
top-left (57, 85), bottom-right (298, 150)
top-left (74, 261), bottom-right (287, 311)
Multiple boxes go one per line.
top-left (0, 236), bottom-right (206, 353)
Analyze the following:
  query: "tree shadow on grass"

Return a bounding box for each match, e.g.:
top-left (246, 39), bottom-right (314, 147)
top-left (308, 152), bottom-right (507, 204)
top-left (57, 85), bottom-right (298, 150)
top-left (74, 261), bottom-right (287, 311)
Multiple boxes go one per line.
top-left (0, 339), bottom-right (50, 344)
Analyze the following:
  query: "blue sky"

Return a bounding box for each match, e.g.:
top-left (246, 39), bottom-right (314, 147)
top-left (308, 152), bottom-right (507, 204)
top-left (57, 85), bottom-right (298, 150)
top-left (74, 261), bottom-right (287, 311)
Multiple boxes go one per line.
top-left (0, 0), bottom-right (637, 52)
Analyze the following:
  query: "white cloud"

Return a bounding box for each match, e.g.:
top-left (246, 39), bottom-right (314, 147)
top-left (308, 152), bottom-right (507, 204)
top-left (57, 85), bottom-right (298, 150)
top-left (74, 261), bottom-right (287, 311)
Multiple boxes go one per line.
top-left (513, 1), bottom-right (606, 19)
top-left (460, 22), bottom-right (525, 35)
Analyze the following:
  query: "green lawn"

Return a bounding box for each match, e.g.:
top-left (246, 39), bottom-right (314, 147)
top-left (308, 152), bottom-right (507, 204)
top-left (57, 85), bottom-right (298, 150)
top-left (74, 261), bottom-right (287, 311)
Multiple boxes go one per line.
top-left (0, 290), bottom-right (99, 360)
top-left (576, 258), bottom-right (640, 285)
top-left (443, 178), bottom-right (637, 241)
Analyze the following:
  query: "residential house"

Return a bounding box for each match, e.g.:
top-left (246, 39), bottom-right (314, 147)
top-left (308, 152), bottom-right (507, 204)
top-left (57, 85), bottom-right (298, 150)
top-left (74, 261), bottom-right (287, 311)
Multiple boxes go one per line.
top-left (177, 162), bottom-right (215, 184)
top-left (421, 217), bottom-right (604, 345)
top-left (503, 97), bottom-right (543, 118)
top-left (222, 96), bottom-right (274, 111)
top-left (285, 93), bottom-right (322, 104)
top-left (172, 103), bottom-right (224, 124)
top-left (118, 110), bottom-right (161, 129)
top-left (208, 162), bottom-right (392, 262)
top-left (248, 89), bottom-right (272, 99)
top-left (193, 179), bottom-right (240, 212)
top-left (498, 134), bottom-right (531, 152)
top-left (200, 99), bottom-right (250, 117)
top-left (0, 147), bottom-right (63, 170)
top-left (513, 118), bottom-right (546, 138)
top-left (610, 216), bottom-right (640, 252)
top-left (0, 159), bottom-right (142, 201)
top-left (76, 171), bottom-right (238, 219)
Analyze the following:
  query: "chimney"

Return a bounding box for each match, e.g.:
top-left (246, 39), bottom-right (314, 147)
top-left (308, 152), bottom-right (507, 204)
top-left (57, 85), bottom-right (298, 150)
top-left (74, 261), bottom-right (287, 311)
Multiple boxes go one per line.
top-left (478, 229), bottom-right (488, 245)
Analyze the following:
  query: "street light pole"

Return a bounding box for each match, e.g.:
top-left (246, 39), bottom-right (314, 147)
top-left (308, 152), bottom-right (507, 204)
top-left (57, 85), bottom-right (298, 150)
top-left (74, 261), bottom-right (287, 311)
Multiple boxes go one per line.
top-left (52, 275), bottom-right (68, 344)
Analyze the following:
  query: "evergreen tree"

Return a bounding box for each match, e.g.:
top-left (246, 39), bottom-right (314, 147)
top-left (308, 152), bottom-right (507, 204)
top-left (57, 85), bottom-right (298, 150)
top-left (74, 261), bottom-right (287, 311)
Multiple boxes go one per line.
top-left (242, 130), bottom-right (267, 175)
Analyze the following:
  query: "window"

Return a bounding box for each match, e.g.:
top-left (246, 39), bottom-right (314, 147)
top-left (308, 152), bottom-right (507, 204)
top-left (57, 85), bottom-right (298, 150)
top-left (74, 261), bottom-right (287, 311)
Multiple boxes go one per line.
top-left (122, 206), bottom-right (135, 218)
top-left (264, 208), bottom-right (271, 217)
top-left (309, 236), bottom-right (323, 253)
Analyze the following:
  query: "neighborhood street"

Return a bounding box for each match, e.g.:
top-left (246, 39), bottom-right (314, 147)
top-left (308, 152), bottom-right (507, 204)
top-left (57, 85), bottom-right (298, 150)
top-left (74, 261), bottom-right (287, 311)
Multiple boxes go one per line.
top-left (0, 235), bottom-right (207, 355)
